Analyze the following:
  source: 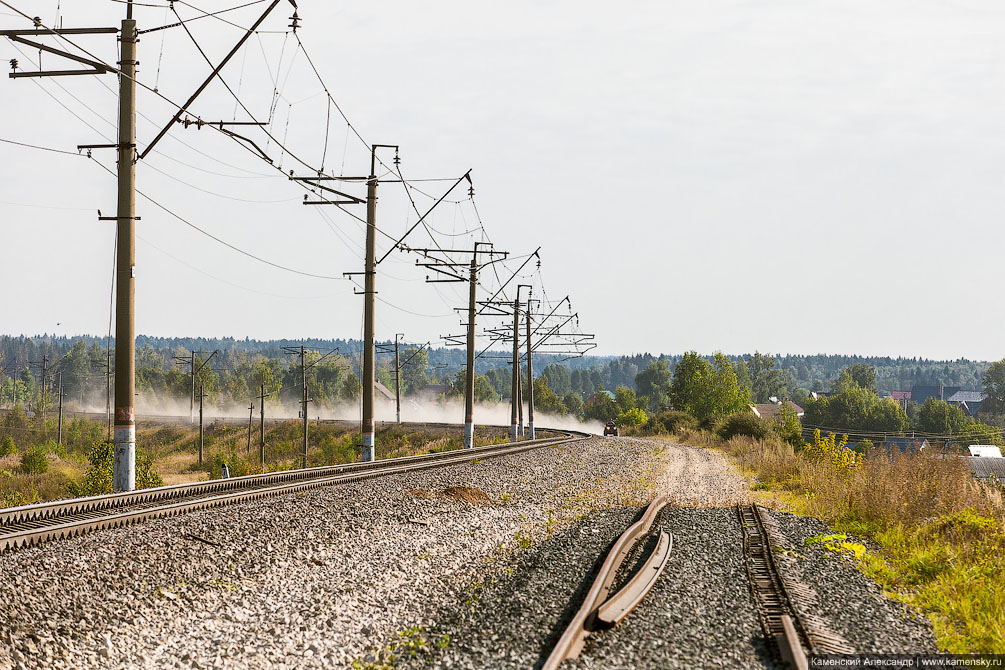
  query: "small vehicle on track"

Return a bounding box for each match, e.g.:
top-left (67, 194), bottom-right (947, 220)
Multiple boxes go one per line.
top-left (603, 421), bottom-right (619, 437)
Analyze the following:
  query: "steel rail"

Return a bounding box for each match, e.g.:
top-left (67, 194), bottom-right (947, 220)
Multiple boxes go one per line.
top-left (542, 495), bottom-right (671, 669)
top-left (0, 427), bottom-right (568, 526)
top-left (0, 430), bottom-right (587, 554)
top-left (738, 504), bottom-right (811, 670)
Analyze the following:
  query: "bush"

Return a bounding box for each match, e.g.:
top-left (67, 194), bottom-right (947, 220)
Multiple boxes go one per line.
top-left (716, 412), bottom-right (774, 441)
top-left (19, 448), bottom-right (48, 475)
top-left (67, 441), bottom-right (163, 497)
top-left (650, 410), bottom-right (698, 435)
top-left (0, 435), bottom-right (16, 457)
top-left (616, 408), bottom-right (648, 428)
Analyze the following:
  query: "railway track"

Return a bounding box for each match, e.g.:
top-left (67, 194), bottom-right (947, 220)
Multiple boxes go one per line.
top-left (543, 496), bottom-right (673, 669)
top-left (0, 429), bottom-right (587, 555)
top-left (738, 504), bottom-right (853, 669)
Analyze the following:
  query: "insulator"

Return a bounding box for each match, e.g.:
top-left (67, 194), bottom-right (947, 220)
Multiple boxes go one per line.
top-left (9, 58), bottom-right (17, 70)
top-left (393, 149), bottom-right (401, 166)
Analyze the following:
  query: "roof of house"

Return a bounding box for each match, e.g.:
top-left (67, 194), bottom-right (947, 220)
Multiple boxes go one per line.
top-left (374, 380), bottom-right (395, 401)
top-left (946, 390), bottom-right (986, 403)
top-left (892, 391), bottom-right (911, 401)
top-left (910, 385), bottom-right (962, 404)
top-left (885, 437), bottom-right (931, 453)
top-left (419, 384), bottom-right (451, 396)
top-left (751, 401), bottom-right (804, 421)
top-left (969, 456), bottom-right (1005, 481)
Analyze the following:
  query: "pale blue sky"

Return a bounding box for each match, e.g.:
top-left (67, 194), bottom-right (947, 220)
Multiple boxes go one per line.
top-left (2, 1), bottom-right (1004, 359)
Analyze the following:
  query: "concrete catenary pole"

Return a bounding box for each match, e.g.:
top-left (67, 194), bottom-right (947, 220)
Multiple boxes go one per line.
top-left (464, 258), bottom-right (477, 448)
top-left (113, 11), bottom-right (137, 492)
top-left (198, 384), bottom-right (205, 466)
top-left (301, 346), bottom-right (309, 469)
top-left (510, 297), bottom-right (520, 442)
top-left (361, 148), bottom-right (378, 462)
top-left (526, 300), bottom-right (535, 439)
top-left (247, 402), bottom-right (253, 453)
top-left (517, 366), bottom-right (524, 437)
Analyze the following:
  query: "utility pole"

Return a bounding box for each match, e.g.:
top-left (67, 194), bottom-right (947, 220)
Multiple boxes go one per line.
top-left (358, 145), bottom-right (397, 462)
top-left (511, 296), bottom-right (520, 442)
top-left (110, 9), bottom-right (138, 492)
top-left (257, 383), bottom-right (266, 466)
top-left (516, 284), bottom-right (532, 438)
top-left (105, 347), bottom-right (111, 440)
top-left (283, 345), bottom-right (336, 468)
top-left (464, 258), bottom-right (477, 447)
top-left (247, 402), bottom-right (254, 453)
top-left (394, 333), bottom-right (402, 424)
top-left (56, 371), bottom-right (65, 446)
top-left (174, 350), bottom-right (217, 424)
top-left (415, 241), bottom-right (504, 448)
top-left (526, 298), bottom-right (537, 440)
top-left (197, 384), bottom-right (207, 466)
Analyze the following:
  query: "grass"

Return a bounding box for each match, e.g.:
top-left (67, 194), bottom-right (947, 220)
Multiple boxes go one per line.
top-left (669, 428), bottom-right (1005, 653)
top-left (0, 411), bottom-right (517, 507)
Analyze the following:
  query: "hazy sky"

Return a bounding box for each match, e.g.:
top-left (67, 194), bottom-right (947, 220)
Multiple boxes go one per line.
top-left (2, 1), bottom-right (1005, 360)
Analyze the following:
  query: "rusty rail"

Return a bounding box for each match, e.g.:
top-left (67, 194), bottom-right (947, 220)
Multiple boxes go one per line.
top-left (738, 504), bottom-right (810, 670)
top-left (543, 495), bottom-right (672, 669)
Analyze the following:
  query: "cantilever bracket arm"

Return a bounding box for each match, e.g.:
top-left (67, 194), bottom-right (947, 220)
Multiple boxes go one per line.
top-left (5, 34), bottom-right (115, 77)
top-left (376, 170), bottom-right (472, 266)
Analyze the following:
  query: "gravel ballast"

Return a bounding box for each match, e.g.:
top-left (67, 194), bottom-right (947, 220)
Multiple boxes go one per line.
top-left (0, 436), bottom-right (937, 669)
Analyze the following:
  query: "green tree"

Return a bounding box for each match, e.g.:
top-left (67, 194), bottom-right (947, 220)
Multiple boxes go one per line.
top-left (400, 347), bottom-right (429, 395)
top-left (669, 352), bottom-right (750, 424)
top-left (833, 364), bottom-right (877, 394)
top-left (804, 382), bottom-right (909, 433)
top-left (915, 398), bottom-right (967, 435)
top-left (614, 385), bottom-right (639, 414)
top-left (541, 364), bottom-right (572, 396)
top-left (339, 371), bottom-right (362, 401)
top-left (448, 371), bottom-right (499, 403)
top-left (563, 392), bottom-right (583, 417)
top-left (634, 359), bottom-right (672, 412)
top-left (982, 359), bottom-right (1005, 414)
top-left (533, 376), bottom-right (567, 415)
top-left (583, 392), bottom-right (618, 423)
top-left (747, 352), bottom-right (785, 403)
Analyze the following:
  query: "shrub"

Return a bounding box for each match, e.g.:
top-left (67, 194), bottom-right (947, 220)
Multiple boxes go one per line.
top-left (776, 405), bottom-right (803, 447)
top-left (616, 408), bottom-right (648, 428)
top-left (717, 413), bottom-right (774, 441)
top-left (67, 441), bottom-right (163, 497)
top-left (802, 429), bottom-right (861, 473)
top-left (0, 435), bottom-right (16, 457)
top-left (19, 448), bottom-right (48, 475)
top-left (650, 410), bottom-right (697, 435)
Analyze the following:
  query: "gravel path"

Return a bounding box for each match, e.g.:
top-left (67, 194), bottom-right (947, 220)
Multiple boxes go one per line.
top-left (0, 436), bottom-right (937, 669)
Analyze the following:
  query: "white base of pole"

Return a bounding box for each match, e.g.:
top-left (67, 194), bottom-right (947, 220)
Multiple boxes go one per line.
top-left (528, 423), bottom-right (535, 440)
top-left (113, 425), bottom-right (135, 492)
top-left (361, 433), bottom-right (375, 462)
top-left (464, 423), bottom-right (474, 448)
top-left (510, 425), bottom-right (518, 442)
